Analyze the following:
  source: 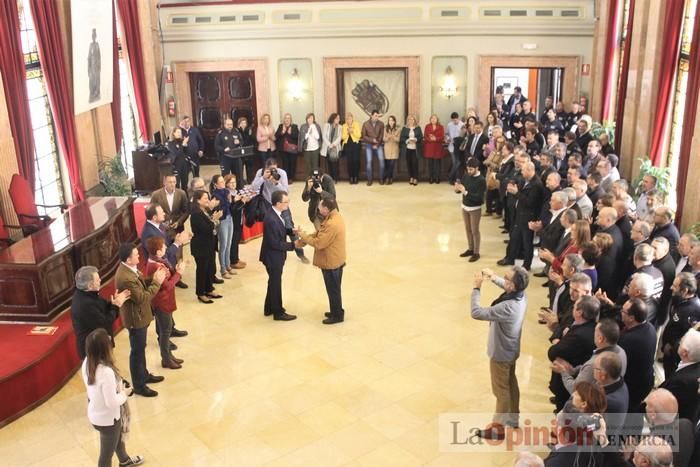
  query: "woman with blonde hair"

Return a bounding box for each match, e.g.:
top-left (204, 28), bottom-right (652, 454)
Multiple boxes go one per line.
top-left (82, 328), bottom-right (143, 467)
top-left (423, 114), bottom-right (445, 184)
top-left (256, 113), bottom-right (276, 167)
top-left (399, 114), bottom-right (423, 185)
top-left (483, 135), bottom-right (507, 215)
top-left (342, 112), bottom-right (362, 184)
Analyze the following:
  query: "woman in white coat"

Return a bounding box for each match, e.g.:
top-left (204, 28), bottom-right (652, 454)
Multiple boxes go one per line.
top-left (82, 329), bottom-right (143, 467)
top-left (321, 113), bottom-right (343, 181)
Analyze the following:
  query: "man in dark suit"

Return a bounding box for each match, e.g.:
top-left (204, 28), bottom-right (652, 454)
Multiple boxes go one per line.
top-left (71, 266), bottom-right (129, 359)
top-left (465, 121), bottom-right (489, 168)
top-left (141, 203), bottom-right (190, 338)
top-left (506, 86), bottom-right (527, 115)
top-left (179, 116), bottom-right (205, 177)
top-left (660, 329), bottom-right (700, 423)
top-left (498, 160), bottom-right (545, 270)
top-left (260, 190), bottom-right (297, 321)
top-left (548, 295), bottom-right (598, 410)
top-left (653, 237), bottom-right (678, 315)
top-left (596, 207), bottom-right (625, 296)
top-left (651, 206), bottom-right (681, 261)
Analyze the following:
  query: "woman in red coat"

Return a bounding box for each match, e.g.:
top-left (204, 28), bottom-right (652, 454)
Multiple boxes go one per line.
top-left (423, 114), bottom-right (445, 184)
top-left (145, 236), bottom-right (187, 369)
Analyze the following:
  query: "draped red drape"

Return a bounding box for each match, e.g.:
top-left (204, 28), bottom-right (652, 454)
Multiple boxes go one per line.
top-left (116, 0), bottom-right (151, 140)
top-left (600, 0), bottom-right (622, 122)
top-left (28, 0), bottom-right (84, 202)
top-left (648, 0), bottom-right (685, 166)
top-left (614, 0), bottom-right (636, 155)
top-left (674, 9), bottom-right (700, 227)
top-left (0, 0), bottom-right (36, 190)
top-left (111, 1), bottom-right (123, 152)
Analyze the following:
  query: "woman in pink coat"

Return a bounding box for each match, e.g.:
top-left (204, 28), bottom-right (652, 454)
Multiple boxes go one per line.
top-left (423, 114), bottom-right (445, 184)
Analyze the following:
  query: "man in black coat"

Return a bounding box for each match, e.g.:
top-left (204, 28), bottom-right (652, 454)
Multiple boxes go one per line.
top-left (70, 266), bottom-right (129, 359)
top-left (548, 295), bottom-right (598, 411)
top-left (180, 116), bottom-right (205, 177)
top-left (498, 160), bottom-right (545, 270)
top-left (596, 207), bottom-right (625, 297)
top-left (651, 206), bottom-right (681, 260)
top-left (660, 328), bottom-right (700, 424)
top-left (653, 236), bottom-right (679, 313)
top-left (661, 274), bottom-right (700, 380)
top-left (465, 121), bottom-right (489, 168)
top-left (260, 190), bottom-right (297, 321)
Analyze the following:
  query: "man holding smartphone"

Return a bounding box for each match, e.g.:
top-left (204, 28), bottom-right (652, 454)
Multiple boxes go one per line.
top-left (470, 266), bottom-right (530, 440)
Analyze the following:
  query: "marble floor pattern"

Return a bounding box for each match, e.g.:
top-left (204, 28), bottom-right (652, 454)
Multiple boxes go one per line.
top-left (1, 178), bottom-right (557, 466)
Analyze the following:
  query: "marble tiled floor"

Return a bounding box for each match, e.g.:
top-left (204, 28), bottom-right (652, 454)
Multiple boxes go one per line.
top-left (1, 178), bottom-right (556, 466)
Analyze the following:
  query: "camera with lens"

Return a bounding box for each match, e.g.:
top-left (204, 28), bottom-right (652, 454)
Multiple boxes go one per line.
top-left (269, 167), bottom-right (281, 181)
top-left (310, 169), bottom-right (322, 190)
top-left (578, 413), bottom-right (602, 431)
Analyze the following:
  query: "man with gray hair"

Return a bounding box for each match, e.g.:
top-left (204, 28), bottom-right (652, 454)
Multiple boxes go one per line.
top-left (471, 266), bottom-right (530, 439)
top-left (630, 435), bottom-right (673, 467)
top-left (642, 388), bottom-right (696, 467)
top-left (652, 236), bottom-right (677, 314)
top-left (572, 179), bottom-right (593, 219)
top-left (622, 243), bottom-right (665, 301)
top-left (661, 329), bottom-right (700, 423)
top-left (513, 451), bottom-right (544, 467)
top-left (650, 206), bottom-right (681, 260)
top-left (676, 233), bottom-right (699, 275)
top-left (561, 187), bottom-right (583, 219)
top-left (70, 266), bottom-right (130, 359)
top-left (661, 274), bottom-right (700, 381)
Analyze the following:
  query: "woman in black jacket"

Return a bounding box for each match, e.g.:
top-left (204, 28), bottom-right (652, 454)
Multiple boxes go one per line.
top-left (276, 113), bottom-right (300, 182)
top-left (190, 190), bottom-right (223, 304)
top-left (168, 127), bottom-right (191, 190)
top-left (237, 117), bottom-right (256, 184)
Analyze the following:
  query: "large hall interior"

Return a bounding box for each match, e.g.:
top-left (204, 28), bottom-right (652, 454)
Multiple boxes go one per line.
top-left (1, 0), bottom-right (700, 466)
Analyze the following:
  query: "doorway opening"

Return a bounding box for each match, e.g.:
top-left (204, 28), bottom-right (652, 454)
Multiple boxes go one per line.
top-left (490, 67), bottom-right (564, 116)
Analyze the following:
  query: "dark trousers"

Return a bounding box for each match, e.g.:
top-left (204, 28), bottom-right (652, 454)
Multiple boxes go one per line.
top-left (384, 159), bottom-right (396, 179)
top-left (264, 264), bottom-right (284, 316)
top-left (406, 149), bottom-right (418, 179)
top-left (128, 326), bottom-right (148, 390)
top-left (154, 310), bottom-right (173, 361)
top-left (344, 141), bottom-right (361, 179)
top-left (280, 151), bottom-right (298, 182)
top-left (193, 252), bottom-right (214, 296)
top-left (229, 223), bottom-right (242, 264)
top-left (191, 159), bottom-right (200, 178)
top-left (486, 189), bottom-right (501, 214)
top-left (220, 156), bottom-right (242, 182)
top-left (322, 266), bottom-right (344, 319)
top-left (93, 418), bottom-right (129, 467)
top-left (259, 149), bottom-right (273, 168)
top-left (448, 151), bottom-right (463, 183)
top-left (174, 169), bottom-right (188, 191)
top-left (327, 158), bottom-right (340, 181)
top-left (507, 223), bottom-right (535, 267)
top-left (428, 159), bottom-right (441, 181)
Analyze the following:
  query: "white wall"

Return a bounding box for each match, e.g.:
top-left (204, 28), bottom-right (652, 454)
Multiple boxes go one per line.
top-left (159, 0), bottom-right (595, 126)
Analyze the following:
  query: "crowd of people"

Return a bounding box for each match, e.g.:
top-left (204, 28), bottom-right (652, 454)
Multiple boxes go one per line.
top-left (68, 90), bottom-right (700, 466)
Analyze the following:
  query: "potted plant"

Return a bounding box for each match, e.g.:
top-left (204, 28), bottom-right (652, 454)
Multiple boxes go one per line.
top-left (590, 120), bottom-right (616, 146)
top-left (631, 156), bottom-right (672, 202)
top-left (98, 156), bottom-right (132, 196)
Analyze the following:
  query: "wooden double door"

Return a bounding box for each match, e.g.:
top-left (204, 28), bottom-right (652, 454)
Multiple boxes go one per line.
top-left (189, 70), bottom-right (257, 164)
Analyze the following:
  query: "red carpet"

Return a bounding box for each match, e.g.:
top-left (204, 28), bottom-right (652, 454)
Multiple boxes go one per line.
top-left (0, 285), bottom-right (120, 427)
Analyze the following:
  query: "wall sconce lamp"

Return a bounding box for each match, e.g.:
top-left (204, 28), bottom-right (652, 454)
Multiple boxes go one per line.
top-left (440, 66), bottom-right (457, 100)
top-left (287, 68), bottom-right (304, 101)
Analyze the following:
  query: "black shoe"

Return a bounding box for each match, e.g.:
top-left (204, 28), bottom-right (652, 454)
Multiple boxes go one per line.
top-left (197, 296), bottom-right (214, 304)
top-left (206, 292), bottom-right (223, 299)
top-left (388, 179), bottom-right (393, 185)
top-left (534, 272), bottom-right (548, 278)
top-left (274, 313), bottom-right (297, 321)
top-left (213, 277), bottom-right (224, 284)
top-left (379, 179), bottom-right (385, 185)
top-left (175, 281), bottom-right (189, 289)
top-left (468, 254), bottom-right (480, 262)
top-left (367, 181), bottom-right (373, 186)
top-left (134, 386), bottom-right (158, 397)
top-left (503, 239), bottom-right (509, 244)
top-left (497, 258), bottom-right (514, 266)
top-left (324, 312), bottom-right (331, 318)
top-left (171, 328), bottom-right (188, 338)
top-left (169, 341), bottom-right (178, 351)
top-left (542, 281), bottom-right (551, 287)
top-left (460, 250), bottom-right (474, 258)
top-left (146, 374), bottom-right (165, 384)
top-left (323, 317), bottom-right (344, 324)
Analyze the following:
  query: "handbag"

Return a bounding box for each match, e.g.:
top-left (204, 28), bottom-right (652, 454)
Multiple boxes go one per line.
top-left (282, 138), bottom-right (298, 154)
top-left (486, 170), bottom-right (499, 190)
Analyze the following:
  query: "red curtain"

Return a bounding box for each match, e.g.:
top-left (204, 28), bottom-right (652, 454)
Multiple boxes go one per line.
top-left (614, 0), bottom-right (636, 155)
top-left (116, 0), bottom-right (151, 140)
top-left (28, 0), bottom-right (84, 202)
top-left (600, 0), bottom-right (622, 122)
top-left (111, 1), bottom-right (123, 152)
top-left (648, 0), bottom-right (686, 166)
top-left (674, 9), bottom-right (700, 227)
top-left (0, 0), bottom-right (36, 190)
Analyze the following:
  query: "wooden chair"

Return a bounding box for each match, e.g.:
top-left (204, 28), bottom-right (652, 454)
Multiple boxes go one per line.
top-left (9, 174), bottom-right (67, 236)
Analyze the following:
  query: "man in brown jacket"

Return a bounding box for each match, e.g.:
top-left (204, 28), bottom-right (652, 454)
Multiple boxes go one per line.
top-left (116, 243), bottom-right (166, 397)
top-left (295, 197), bottom-right (347, 324)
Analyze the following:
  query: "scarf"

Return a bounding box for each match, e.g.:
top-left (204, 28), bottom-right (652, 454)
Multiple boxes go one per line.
top-left (113, 368), bottom-right (131, 439)
top-left (491, 290), bottom-right (524, 307)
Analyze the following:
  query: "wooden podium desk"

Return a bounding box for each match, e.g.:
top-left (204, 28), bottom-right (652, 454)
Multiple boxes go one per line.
top-left (0, 197), bottom-right (137, 323)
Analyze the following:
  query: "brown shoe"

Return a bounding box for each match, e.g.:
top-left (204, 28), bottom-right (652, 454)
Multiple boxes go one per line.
top-left (161, 359), bottom-right (182, 369)
top-left (477, 423), bottom-right (505, 440)
top-left (232, 261), bottom-right (246, 269)
top-left (170, 354), bottom-right (184, 364)
top-left (222, 272), bottom-right (233, 279)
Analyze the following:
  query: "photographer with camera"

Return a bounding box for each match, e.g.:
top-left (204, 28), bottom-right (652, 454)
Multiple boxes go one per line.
top-left (470, 266), bottom-right (529, 440)
top-left (301, 168), bottom-right (336, 228)
top-left (252, 158), bottom-right (309, 263)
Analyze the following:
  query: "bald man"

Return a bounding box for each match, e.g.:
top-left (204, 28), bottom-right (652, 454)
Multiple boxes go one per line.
top-left (643, 388), bottom-right (695, 467)
top-left (498, 161), bottom-right (546, 271)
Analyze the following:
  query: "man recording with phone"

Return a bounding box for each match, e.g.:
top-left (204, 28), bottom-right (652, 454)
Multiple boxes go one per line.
top-left (301, 168), bottom-right (336, 228)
